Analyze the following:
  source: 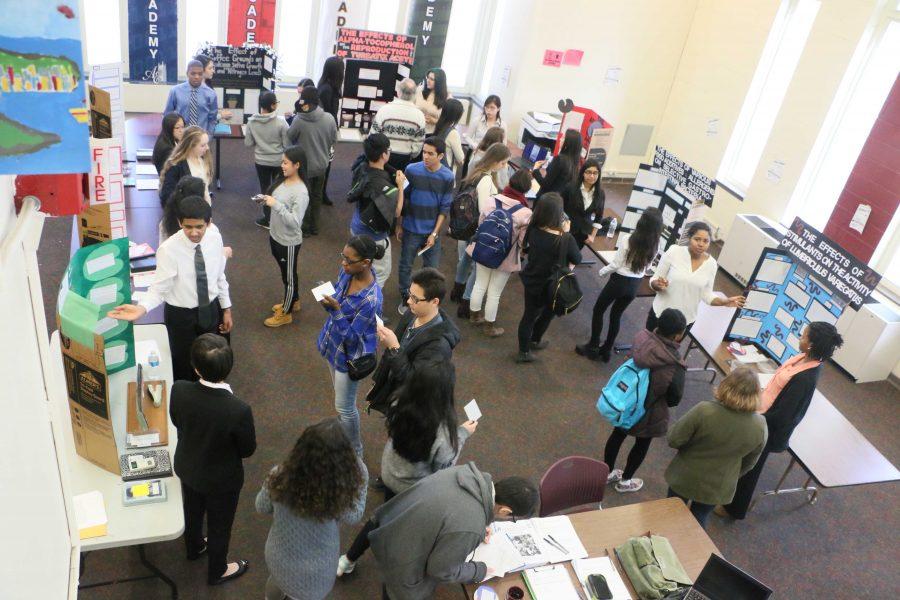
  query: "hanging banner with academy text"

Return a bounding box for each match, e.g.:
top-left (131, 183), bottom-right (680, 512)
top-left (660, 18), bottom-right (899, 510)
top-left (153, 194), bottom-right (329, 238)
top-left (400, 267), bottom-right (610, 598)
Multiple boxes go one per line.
top-left (779, 218), bottom-right (881, 310)
top-left (227, 0), bottom-right (277, 46)
top-left (406, 0), bottom-right (453, 82)
top-left (127, 0), bottom-right (177, 83)
top-left (652, 146), bottom-right (716, 206)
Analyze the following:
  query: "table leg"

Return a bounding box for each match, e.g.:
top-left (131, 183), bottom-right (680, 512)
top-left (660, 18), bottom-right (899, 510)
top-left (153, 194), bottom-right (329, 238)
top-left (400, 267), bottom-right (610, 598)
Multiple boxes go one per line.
top-left (683, 339), bottom-right (718, 382)
top-left (215, 137), bottom-right (222, 189)
top-left (749, 457), bottom-right (819, 511)
top-left (78, 544), bottom-right (179, 599)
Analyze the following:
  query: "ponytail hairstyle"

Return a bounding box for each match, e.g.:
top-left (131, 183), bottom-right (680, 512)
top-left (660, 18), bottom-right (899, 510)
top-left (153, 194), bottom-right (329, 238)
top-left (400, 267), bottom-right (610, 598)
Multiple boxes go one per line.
top-left (626, 207), bottom-right (663, 273)
top-left (162, 175), bottom-right (207, 235)
top-left (464, 142), bottom-right (511, 189)
top-left (265, 145), bottom-right (308, 195)
top-left (433, 98), bottom-right (464, 140)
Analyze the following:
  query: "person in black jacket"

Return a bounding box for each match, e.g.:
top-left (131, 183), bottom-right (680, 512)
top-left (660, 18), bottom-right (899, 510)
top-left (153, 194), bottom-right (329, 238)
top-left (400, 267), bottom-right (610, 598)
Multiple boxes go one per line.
top-left (604, 308), bottom-right (687, 493)
top-left (562, 158), bottom-right (608, 249)
top-left (366, 268), bottom-right (461, 413)
top-left (159, 126), bottom-right (213, 207)
top-left (317, 56), bottom-right (344, 206)
top-left (532, 129), bottom-right (582, 200)
top-left (152, 112), bottom-right (184, 174)
top-left (515, 193), bottom-right (581, 363)
top-left (717, 321), bottom-right (843, 519)
top-left (170, 334), bottom-right (256, 585)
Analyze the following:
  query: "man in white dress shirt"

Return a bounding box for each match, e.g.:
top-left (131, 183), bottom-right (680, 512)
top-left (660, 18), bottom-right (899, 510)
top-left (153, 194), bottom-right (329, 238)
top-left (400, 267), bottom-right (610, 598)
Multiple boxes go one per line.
top-left (109, 196), bottom-right (233, 381)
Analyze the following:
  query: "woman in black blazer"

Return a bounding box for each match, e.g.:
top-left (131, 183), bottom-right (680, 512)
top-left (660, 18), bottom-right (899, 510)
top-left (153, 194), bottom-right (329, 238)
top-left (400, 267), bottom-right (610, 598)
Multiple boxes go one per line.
top-left (718, 322), bottom-right (844, 519)
top-left (159, 126), bottom-right (213, 207)
top-left (562, 159), bottom-right (608, 249)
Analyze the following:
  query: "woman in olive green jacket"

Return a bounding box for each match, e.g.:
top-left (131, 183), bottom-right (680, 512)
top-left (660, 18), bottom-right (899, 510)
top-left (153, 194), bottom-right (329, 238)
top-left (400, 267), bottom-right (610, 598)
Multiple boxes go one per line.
top-left (664, 367), bottom-right (768, 528)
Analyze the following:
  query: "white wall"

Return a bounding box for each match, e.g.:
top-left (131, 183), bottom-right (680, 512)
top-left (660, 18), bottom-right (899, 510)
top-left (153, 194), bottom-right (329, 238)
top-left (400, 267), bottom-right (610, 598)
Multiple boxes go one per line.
top-left (0, 177), bottom-right (75, 598)
top-left (482, 0), bottom-right (699, 177)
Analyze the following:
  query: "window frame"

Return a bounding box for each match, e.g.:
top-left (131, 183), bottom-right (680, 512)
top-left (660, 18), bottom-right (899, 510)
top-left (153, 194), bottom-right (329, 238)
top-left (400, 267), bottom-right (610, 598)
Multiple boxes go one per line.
top-left (716, 0), bottom-right (821, 198)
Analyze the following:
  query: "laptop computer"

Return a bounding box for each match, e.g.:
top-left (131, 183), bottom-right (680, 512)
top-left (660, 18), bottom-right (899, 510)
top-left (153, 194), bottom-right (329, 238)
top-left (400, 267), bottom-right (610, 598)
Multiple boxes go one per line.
top-left (684, 554), bottom-right (772, 600)
top-left (510, 141), bottom-right (550, 171)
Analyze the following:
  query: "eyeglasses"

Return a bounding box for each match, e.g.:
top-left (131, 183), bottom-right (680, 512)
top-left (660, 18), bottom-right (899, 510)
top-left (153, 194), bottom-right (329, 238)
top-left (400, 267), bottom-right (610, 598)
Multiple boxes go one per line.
top-left (584, 170), bottom-right (600, 176)
top-left (340, 253), bottom-right (366, 265)
top-left (408, 293), bottom-right (428, 304)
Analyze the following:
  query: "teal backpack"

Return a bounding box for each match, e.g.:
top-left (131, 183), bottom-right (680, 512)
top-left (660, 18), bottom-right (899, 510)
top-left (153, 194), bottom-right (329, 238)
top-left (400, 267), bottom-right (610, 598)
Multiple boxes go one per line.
top-left (596, 359), bottom-right (650, 429)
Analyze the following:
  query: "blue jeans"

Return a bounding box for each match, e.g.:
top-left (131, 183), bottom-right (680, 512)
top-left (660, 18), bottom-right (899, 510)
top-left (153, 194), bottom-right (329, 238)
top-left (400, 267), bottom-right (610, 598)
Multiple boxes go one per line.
top-left (456, 240), bottom-right (477, 301)
top-left (398, 231), bottom-right (441, 299)
top-left (328, 362), bottom-right (362, 455)
top-left (667, 488), bottom-right (714, 529)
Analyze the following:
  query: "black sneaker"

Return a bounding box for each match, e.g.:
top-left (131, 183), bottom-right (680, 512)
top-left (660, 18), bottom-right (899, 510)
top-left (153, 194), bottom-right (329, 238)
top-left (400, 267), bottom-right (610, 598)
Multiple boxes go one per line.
top-left (255, 217), bottom-right (270, 229)
top-left (575, 343), bottom-right (602, 361)
top-left (530, 340), bottom-right (550, 351)
top-left (515, 351), bottom-right (535, 364)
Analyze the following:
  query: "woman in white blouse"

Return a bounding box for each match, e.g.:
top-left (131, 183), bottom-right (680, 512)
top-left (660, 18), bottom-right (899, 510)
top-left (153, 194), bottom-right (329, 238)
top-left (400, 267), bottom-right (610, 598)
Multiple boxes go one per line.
top-left (470, 95), bottom-right (506, 146)
top-left (415, 68), bottom-right (451, 134)
top-left (648, 221), bottom-right (745, 330)
top-left (576, 208), bottom-right (663, 362)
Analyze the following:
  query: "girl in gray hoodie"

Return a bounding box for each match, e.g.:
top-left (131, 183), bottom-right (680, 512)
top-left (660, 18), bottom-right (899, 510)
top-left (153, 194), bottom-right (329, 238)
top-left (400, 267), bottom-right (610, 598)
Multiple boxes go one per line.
top-left (246, 91), bottom-right (290, 227)
top-left (260, 146), bottom-right (309, 328)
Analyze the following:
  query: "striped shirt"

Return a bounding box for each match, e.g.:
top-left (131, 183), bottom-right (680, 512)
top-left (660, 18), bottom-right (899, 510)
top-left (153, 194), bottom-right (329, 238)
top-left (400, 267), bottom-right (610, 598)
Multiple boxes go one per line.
top-left (402, 161), bottom-right (455, 235)
top-left (317, 269), bottom-right (383, 373)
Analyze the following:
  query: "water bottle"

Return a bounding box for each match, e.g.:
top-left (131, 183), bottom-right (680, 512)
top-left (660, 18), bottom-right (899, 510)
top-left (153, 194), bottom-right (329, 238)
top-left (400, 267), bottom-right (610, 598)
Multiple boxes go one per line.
top-left (607, 217), bottom-right (617, 238)
top-left (147, 350), bottom-right (161, 382)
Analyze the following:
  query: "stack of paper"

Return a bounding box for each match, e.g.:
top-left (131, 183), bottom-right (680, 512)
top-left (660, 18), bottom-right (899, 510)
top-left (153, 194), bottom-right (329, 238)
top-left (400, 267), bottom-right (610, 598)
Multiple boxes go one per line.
top-left (523, 564), bottom-right (581, 599)
top-left (734, 345), bottom-right (768, 364)
top-left (73, 491), bottom-right (108, 540)
top-left (572, 556), bottom-right (631, 599)
top-left (471, 516), bottom-right (588, 579)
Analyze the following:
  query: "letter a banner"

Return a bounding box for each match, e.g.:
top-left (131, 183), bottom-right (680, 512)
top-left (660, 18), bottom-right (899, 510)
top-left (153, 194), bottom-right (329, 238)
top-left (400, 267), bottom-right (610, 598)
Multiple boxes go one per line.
top-left (128, 0), bottom-right (178, 83)
top-left (228, 0), bottom-right (277, 46)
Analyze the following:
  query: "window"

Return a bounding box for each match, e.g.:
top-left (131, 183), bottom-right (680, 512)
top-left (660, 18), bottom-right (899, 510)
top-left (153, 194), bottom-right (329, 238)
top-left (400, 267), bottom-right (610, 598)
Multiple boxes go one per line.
top-left (185, 0), bottom-right (221, 60)
top-left (786, 11), bottom-right (900, 293)
top-left (441, 0), bottom-right (497, 90)
top-left (84, 0), bottom-right (122, 66)
top-left (276, 0), bottom-right (315, 80)
top-left (367, 0), bottom-right (401, 34)
top-left (717, 0), bottom-right (820, 196)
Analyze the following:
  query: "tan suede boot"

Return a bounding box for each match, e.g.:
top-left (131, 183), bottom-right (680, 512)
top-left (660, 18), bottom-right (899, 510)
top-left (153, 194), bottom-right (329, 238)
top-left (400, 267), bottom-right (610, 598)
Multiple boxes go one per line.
top-left (469, 309), bottom-right (485, 326)
top-left (482, 321), bottom-right (505, 337)
top-left (265, 307), bottom-right (294, 327)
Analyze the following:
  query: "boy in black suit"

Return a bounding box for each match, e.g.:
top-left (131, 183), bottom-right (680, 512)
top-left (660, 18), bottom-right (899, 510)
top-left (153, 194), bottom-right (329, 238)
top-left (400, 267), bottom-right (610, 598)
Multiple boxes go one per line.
top-left (170, 333), bottom-right (256, 585)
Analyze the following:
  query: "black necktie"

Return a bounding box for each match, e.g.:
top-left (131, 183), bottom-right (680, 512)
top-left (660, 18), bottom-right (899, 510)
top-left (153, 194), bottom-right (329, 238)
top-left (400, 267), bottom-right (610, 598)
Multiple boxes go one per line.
top-left (195, 244), bottom-right (214, 329)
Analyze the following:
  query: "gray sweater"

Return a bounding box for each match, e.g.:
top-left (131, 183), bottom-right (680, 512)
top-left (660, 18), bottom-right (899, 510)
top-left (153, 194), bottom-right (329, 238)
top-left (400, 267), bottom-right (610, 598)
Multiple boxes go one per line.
top-left (244, 112), bottom-right (290, 166)
top-left (255, 461), bottom-right (368, 600)
top-left (370, 463), bottom-right (493, 600)
top-left (381, 424), bottom-right (471, 494)
top-left (269, 180), bottom-right (309, 246)
top-left (287, 106), bottom-right (338, 177)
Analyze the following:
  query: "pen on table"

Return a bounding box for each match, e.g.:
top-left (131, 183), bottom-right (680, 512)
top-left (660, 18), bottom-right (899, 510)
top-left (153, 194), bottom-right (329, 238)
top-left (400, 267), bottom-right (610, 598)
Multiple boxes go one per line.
top-left (543, 536), bottom-right (567, 554)
top-left (547, 534), bottom-right (569, 553)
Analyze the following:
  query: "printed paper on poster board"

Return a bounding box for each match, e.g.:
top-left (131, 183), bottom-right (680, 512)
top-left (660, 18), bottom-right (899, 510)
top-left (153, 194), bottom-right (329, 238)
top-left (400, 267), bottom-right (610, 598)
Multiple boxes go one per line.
top-left (652, 146), bottom-right (717, 206)
top-left (779, 217), bottom-right (881, 310)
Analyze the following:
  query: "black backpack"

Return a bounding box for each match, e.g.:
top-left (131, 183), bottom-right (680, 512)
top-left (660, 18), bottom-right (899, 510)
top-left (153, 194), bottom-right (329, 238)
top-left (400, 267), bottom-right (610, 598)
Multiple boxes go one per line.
top-left (347, 162), bottom-right (394, 235)
top-left (547, 235), bottom-right (583, 316)
top-left (448, 180), bottom-right (480, 240)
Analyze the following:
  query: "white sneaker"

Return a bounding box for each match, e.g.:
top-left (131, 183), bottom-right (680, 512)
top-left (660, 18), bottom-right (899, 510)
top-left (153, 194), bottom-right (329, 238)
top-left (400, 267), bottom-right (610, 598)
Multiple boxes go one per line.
top-left (606, 469), bottom-right (624, 484)
top-left (615, 478), bottom-right (644, 493)
top-left (336, 554), bottom-right (356, 576)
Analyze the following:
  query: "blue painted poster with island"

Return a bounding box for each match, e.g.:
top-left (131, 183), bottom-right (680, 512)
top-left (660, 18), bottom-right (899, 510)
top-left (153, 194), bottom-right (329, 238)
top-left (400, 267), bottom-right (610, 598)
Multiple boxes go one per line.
top-left (0, 2), bottom-right (91, 175)
top-left (128, 0), bottom-right (178, 84)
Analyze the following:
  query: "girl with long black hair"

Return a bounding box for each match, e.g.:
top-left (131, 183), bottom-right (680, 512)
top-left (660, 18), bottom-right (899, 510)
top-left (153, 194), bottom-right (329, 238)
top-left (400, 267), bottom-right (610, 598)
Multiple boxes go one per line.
top-left (152, 112), bottom-right (184, 174)
top-left (337, 363), bottom-right (477, 577)
top-left (576, 207), bottom-right (664, 362)
top-left (317, 56), bottom-right (344, 206)
top-left (533, 128), bottom-right (582, 198)
top-left (261, 146), bottom-right (310, 328)
top-left (432, 98), bottom-right (465, 173)
top-left (416, 68), bottom-right (451, 133)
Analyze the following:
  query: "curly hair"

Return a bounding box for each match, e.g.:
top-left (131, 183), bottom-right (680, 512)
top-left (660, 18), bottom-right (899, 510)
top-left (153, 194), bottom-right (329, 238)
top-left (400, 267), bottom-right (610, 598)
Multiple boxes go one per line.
top-left (267, 418), bottom-right (363, 521)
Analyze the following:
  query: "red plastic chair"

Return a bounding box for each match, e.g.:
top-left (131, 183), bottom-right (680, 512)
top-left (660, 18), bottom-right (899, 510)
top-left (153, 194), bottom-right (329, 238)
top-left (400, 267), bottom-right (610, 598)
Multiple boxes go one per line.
top-left (539, 456), bottom-right (610, 517)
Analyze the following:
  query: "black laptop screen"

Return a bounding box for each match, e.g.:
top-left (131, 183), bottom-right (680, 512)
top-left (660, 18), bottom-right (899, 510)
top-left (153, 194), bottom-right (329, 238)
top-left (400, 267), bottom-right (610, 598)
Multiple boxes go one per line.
top-left (695, 554), bottom-right (772, 600)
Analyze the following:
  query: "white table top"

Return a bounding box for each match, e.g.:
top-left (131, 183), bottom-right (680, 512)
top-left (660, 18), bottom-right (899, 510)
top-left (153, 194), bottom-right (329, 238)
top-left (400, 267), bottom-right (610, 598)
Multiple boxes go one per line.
top-left (50, 324), bottom-right (184, 551)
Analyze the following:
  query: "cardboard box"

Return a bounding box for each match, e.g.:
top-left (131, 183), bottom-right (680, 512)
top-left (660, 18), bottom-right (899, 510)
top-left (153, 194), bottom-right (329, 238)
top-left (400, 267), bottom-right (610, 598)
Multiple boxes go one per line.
top-left (89, 84), bottom-right (112, 139)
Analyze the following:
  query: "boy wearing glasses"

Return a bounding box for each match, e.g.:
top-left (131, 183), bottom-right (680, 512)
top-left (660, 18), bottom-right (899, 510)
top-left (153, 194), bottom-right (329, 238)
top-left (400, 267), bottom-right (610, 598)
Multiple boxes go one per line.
top-left (366, 268), bottom-right (460, 414)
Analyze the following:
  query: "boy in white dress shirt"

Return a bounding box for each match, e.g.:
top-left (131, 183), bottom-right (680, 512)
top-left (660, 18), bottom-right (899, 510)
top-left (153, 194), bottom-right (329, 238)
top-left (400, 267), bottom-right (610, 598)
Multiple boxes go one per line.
top-left (108, 196), bottom-right (233, 381)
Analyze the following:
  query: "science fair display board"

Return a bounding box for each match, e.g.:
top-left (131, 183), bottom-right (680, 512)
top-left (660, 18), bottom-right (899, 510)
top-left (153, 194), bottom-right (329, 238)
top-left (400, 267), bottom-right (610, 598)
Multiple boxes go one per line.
top-left (620, 147), bottom-right (716, 253)
top-left (727, 218), bottom-right (882, 363)
top-left (335, 28), bottom-right (417, 131)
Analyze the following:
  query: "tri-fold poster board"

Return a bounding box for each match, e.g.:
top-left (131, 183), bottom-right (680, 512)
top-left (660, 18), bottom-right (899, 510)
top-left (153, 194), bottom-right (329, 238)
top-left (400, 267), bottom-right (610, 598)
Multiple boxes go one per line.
top-left (727, 218), bottom-right (882, 364)
top-left (336, 28), bottom-right (417, 131)
top-left (620, 147), bottom-right (716, 253)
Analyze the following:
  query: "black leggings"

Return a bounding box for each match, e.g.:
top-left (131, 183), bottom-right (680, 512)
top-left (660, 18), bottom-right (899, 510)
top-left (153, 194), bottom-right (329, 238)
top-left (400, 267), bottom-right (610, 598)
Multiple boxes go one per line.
top-left (588, 274), bottom-right (641, 350)
top-left (269, 237), bottom-right (301, 313)
top-left (256, 163), bottom-right (282, 223)
top-left (517, 288), bottom-right (557, 353)
top-left (603, 428), bottom-right (652, 480)
top-left (346, 486), bottom-right (397, 562)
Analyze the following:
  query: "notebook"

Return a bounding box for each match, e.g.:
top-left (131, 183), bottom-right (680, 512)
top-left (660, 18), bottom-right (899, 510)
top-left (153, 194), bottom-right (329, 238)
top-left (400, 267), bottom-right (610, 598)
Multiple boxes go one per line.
top-left (73, 490), bottom-right (108, 540)
top-left (522, 564), bottom-right (581, 599)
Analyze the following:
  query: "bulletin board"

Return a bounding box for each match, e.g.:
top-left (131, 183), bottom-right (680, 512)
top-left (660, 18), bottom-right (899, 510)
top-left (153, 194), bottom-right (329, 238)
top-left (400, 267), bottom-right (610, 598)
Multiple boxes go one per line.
top-left (203, 44), bottom-right (276, 89)
top-left (726, 249), bottom-right (843, 364)
top-left (335, 28), bottom-right (417, 131)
